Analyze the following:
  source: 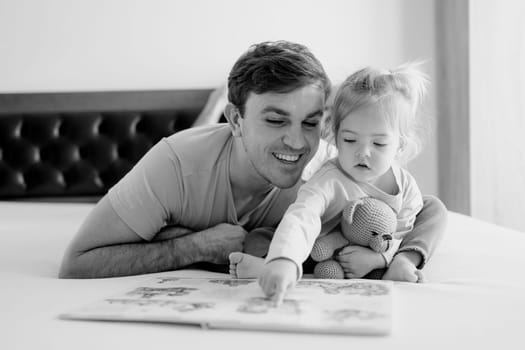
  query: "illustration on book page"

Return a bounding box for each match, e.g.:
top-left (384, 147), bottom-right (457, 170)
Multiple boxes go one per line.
top-left (60, 277), bottom-right (392, 335)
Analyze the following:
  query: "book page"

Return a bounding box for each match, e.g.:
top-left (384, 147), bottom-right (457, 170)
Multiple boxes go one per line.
top-left (60, 277), bottom-right (392, 335)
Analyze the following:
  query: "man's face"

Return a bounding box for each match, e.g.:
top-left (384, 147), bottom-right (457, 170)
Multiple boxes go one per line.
top-left (238, 84), bottom-right (325, 189)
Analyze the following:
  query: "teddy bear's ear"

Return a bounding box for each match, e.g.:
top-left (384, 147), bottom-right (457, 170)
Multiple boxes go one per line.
top-left (343, 198), bottom-right (364, 224)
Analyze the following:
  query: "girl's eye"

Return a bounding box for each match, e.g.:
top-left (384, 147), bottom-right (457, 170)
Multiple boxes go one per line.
top-left (374, 143), bottom-right (387, 147)
top-left (343, 139), bottom-right (356, 143)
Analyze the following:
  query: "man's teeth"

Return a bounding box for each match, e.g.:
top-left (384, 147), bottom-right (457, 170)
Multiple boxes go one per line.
top-left (274, 153), bottom-right (300, 162)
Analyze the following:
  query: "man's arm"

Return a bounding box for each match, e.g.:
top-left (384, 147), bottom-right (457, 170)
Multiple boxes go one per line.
top-left (59, 196), bottom-right (246, 279)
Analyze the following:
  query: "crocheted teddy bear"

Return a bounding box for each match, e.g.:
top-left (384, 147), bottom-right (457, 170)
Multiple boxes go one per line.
top-left (310, 197), bottom-right (397, 279)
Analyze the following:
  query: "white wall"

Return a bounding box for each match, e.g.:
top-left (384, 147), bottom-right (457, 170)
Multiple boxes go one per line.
top-left (0, 0), bottom-right (438, 195)
top-left (469, 0), bottom-right (525, 231)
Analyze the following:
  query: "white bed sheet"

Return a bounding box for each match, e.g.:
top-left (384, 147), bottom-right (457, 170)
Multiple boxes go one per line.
top-left (1, 201), bottom-right (524, 350)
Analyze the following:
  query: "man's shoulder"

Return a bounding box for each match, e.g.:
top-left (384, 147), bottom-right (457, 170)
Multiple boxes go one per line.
top-left (165, 123), bottom-right (231, 148)
top-left (163, 124), bottom-right (232, 175)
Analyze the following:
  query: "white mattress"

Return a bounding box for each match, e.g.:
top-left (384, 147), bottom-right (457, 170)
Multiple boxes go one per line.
top-left (1, 201), bottom-right (524, 349)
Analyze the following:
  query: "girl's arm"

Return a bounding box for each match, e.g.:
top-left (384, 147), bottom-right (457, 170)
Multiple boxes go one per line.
top-left (383, 195), bottom-right (447, 282)
top-left (396, 195), bottom-right (448, 268)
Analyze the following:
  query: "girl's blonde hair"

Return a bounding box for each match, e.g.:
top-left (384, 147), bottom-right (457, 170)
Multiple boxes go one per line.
top-left (330, 62), bottom-right (429, 164)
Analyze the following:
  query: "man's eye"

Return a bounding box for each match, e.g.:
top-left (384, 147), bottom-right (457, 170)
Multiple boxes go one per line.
top-left (303, 121), bottom-right (319, 128)
top-left (374, 143), bottom-right (387, 147)
top-left (267, 119), bottom-right (284, 125)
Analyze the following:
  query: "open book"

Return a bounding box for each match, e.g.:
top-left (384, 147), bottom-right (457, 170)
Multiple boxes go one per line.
top-left (60, 277), bottom-right (392, 335)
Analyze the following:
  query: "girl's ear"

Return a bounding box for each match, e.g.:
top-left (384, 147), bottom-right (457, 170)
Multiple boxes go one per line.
top-left (396, 137), bottom-right (406, 157)
top-left (343, 198), bottom-right (364, 224)
top-left (224, 103), bottom-right (242, 137)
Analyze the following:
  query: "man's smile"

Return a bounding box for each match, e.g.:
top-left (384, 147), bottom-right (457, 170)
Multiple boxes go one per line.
top-left (273, 152), bottom-right (302, 163)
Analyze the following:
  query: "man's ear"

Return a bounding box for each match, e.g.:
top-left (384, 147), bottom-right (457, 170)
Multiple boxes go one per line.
top-left (224, 103), bottom-right (242, 137)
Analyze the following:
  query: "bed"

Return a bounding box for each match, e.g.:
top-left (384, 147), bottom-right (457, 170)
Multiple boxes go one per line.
top-left (1, 90), bottom-right (524, 349)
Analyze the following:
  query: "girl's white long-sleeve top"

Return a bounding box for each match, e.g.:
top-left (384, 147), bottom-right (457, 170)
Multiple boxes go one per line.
top-left (264, 159), bottom-right (423, 277)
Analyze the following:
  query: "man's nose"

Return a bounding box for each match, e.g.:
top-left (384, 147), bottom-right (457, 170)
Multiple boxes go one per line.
top-left (283, 127), bottom-right (307, 149)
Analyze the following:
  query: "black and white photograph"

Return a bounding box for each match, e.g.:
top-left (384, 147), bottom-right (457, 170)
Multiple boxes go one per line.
top-left (1, 0), bottom-right (524, 349)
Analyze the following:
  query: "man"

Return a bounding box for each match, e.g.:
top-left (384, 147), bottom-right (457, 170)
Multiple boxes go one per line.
top-left (59, 41), bottom-right (446, 279)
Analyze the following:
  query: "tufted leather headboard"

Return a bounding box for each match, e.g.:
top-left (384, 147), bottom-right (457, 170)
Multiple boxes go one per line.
top-left (0, 89), bottom-right (212, 201)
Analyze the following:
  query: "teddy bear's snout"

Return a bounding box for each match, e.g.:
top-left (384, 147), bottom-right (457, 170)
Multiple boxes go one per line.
top-left (369, 232), bottom-right (395, 253)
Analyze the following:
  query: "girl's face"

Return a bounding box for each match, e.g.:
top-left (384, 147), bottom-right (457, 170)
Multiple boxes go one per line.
top-left (336, 104), bottom-right (401, 184)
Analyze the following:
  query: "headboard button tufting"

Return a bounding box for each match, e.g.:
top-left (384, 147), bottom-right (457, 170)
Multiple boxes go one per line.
top-left (0, 89), bottom-right (211, 200)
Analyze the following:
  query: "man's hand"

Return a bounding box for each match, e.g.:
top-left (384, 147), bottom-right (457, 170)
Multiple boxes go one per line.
top-left (258, 259), bottom-right (298, 307)
top-left (382, 252), bottom-right (424, 283)
top-left (335, 245), bottom-right (385, 279)
top-left (198, 223), bottom-right (247, 264)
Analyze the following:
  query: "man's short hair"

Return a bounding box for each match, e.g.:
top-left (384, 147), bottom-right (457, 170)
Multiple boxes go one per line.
top-left (227, 41), bottom-right (331, 115)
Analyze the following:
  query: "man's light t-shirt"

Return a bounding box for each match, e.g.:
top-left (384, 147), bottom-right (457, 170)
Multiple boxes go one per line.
top-left (107, 124), bottom-right (333, 241)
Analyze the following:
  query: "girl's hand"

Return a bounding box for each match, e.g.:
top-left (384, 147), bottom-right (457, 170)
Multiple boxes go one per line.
top-left (382, 252), bottom-right (425, 283)
top-left (258, 259), bottom-right (298, 306)
top-left (335, 245), bottom-right (385, 279)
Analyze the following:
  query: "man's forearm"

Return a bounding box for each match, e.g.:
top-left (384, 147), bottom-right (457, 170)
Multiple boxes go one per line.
top-left (59, 231), bottom-right (206, 279)
top-left (397, 195), bottom-right (448, 268)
